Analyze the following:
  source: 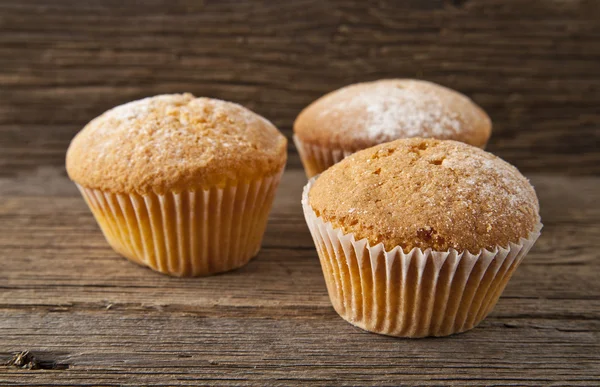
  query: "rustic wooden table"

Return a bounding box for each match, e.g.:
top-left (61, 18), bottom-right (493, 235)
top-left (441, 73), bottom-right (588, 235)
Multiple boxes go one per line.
top-left (1, 1), bottom-right (599, 385)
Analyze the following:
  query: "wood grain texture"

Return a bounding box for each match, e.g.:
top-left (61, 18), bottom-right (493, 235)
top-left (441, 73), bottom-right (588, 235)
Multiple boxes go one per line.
top-left (0, 0), bottom-right (599, 177)
top-left (1, 169), bottom-right (599, 386)
top-left (1, 0), bottom-right (599, 385)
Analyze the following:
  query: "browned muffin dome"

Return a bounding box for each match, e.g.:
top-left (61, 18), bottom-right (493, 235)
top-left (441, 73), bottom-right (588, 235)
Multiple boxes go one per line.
top-left (308, 138), bottom-right (539, 253)
top-left (294, 79), bottom-right (491, 151)
top-left (66, 94), bottom-right (287, 194)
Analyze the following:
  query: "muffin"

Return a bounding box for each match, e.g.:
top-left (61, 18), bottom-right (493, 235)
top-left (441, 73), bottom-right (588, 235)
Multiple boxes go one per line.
top-left (67, 94), bottom-right (287, 277)
top-left (302, 138), bottom-right (541, 337)
top-left (294, 79), bottom-right (491, 177)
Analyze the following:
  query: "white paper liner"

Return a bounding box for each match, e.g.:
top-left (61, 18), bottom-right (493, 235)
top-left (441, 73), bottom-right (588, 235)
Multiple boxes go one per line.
top-left (293, 135), bottom-right (353, 178)
top-left (302, 178), bottom-right (542, 337)
top-left (77, 170), bottom-right (283, 277)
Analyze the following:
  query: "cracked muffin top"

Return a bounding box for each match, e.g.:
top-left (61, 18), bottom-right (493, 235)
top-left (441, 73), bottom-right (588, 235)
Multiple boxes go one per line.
top-left (66, 94), bottom-right (287, 194)
top-left (308, 138), bottom-right (540, 253)
top-left (294, 79), bottom-right (491, 151)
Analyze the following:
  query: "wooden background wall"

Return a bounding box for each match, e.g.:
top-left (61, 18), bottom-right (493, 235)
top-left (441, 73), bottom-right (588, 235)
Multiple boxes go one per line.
top-left (1, 0), bottom-right (599, 177)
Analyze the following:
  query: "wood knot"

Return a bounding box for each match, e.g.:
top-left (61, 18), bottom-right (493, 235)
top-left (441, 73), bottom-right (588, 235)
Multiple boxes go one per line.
top-left (6, 351), bottom-right (39, 370)
top-left (5, 351), bottom-right (70, 371)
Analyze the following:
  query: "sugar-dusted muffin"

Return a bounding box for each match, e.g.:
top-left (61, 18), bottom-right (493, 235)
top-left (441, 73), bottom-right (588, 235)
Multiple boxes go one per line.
top-left (302, 138), bottom-right (541, 337)
top-left (67, 94), bottom-right (287, 277)
top-left (294, 79), bottom-right (491, 177)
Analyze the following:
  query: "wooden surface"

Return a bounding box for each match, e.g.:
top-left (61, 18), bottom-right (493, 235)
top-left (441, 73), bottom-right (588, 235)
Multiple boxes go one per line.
top-left (1, 0), bottom-right (599, 385)
top-left (1, 0), bottom-right (599, 176)
top-left (0, 169), bottom-right (599, 386)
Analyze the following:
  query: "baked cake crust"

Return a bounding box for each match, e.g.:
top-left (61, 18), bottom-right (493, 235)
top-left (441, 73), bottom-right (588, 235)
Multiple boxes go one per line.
top-left (67, 94), bottom-right (287, 194)
top-left (294, 79), bottom-right (491, 150)
top-left (309, 138), bottom-right (539, 253)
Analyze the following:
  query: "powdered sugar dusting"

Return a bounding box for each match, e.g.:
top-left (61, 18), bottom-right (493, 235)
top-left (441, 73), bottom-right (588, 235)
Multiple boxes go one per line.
top-left (109, 97), bottom-right (153, 121)
top-left (318, 80), bottom-right (466, 142)
top-left (309, 138), bottom-right (539, 253)
top-left (440, 146), bottom-right (538, 220)
top-left (89, 95), bottom-right (276, 167)
top-left (67, 94), bottom-right (287, 193)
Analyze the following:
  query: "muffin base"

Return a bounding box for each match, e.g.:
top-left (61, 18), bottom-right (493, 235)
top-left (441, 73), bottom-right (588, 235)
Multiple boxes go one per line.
top-left (302, 178), bottom-right (542, 338)
top-left (293, 135), bottom-right (353, 178)
top-left (77, 171), bottom-right (283, 277)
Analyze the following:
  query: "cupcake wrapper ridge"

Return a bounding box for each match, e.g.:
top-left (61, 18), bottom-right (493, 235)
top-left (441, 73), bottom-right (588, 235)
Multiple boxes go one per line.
top-left (294, 135), bottom-right (353, 178)
top-left (77, 171), bottom-right (283, 277)
top-left (302, 177), bottom-right (542, 337)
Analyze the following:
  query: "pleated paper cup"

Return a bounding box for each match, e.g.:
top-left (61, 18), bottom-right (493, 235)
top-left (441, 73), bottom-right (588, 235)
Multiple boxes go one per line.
top-left (77, 170), bottom-right (283, 277)
top-left (302, 178), bottom-right (542, 338)
top-left (293, 135), bottom-right (354, 178)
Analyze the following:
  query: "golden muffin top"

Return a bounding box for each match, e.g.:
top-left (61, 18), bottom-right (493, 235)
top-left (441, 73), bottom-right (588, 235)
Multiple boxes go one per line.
top-left (66, 94), bottom-right (287, 194)
top-left (308, 138), bottom-right (539, 253)
top-left (294, 79), bottom-right (491, 150)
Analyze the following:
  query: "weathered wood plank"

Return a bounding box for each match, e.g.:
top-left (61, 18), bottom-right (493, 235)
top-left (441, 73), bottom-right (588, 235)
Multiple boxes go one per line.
top-left (0, 169), bottom-right (599, 385)
top-left (1, 311), bottom-right (598, 386)
top-left (0, 0), bottom-right (599, 175)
